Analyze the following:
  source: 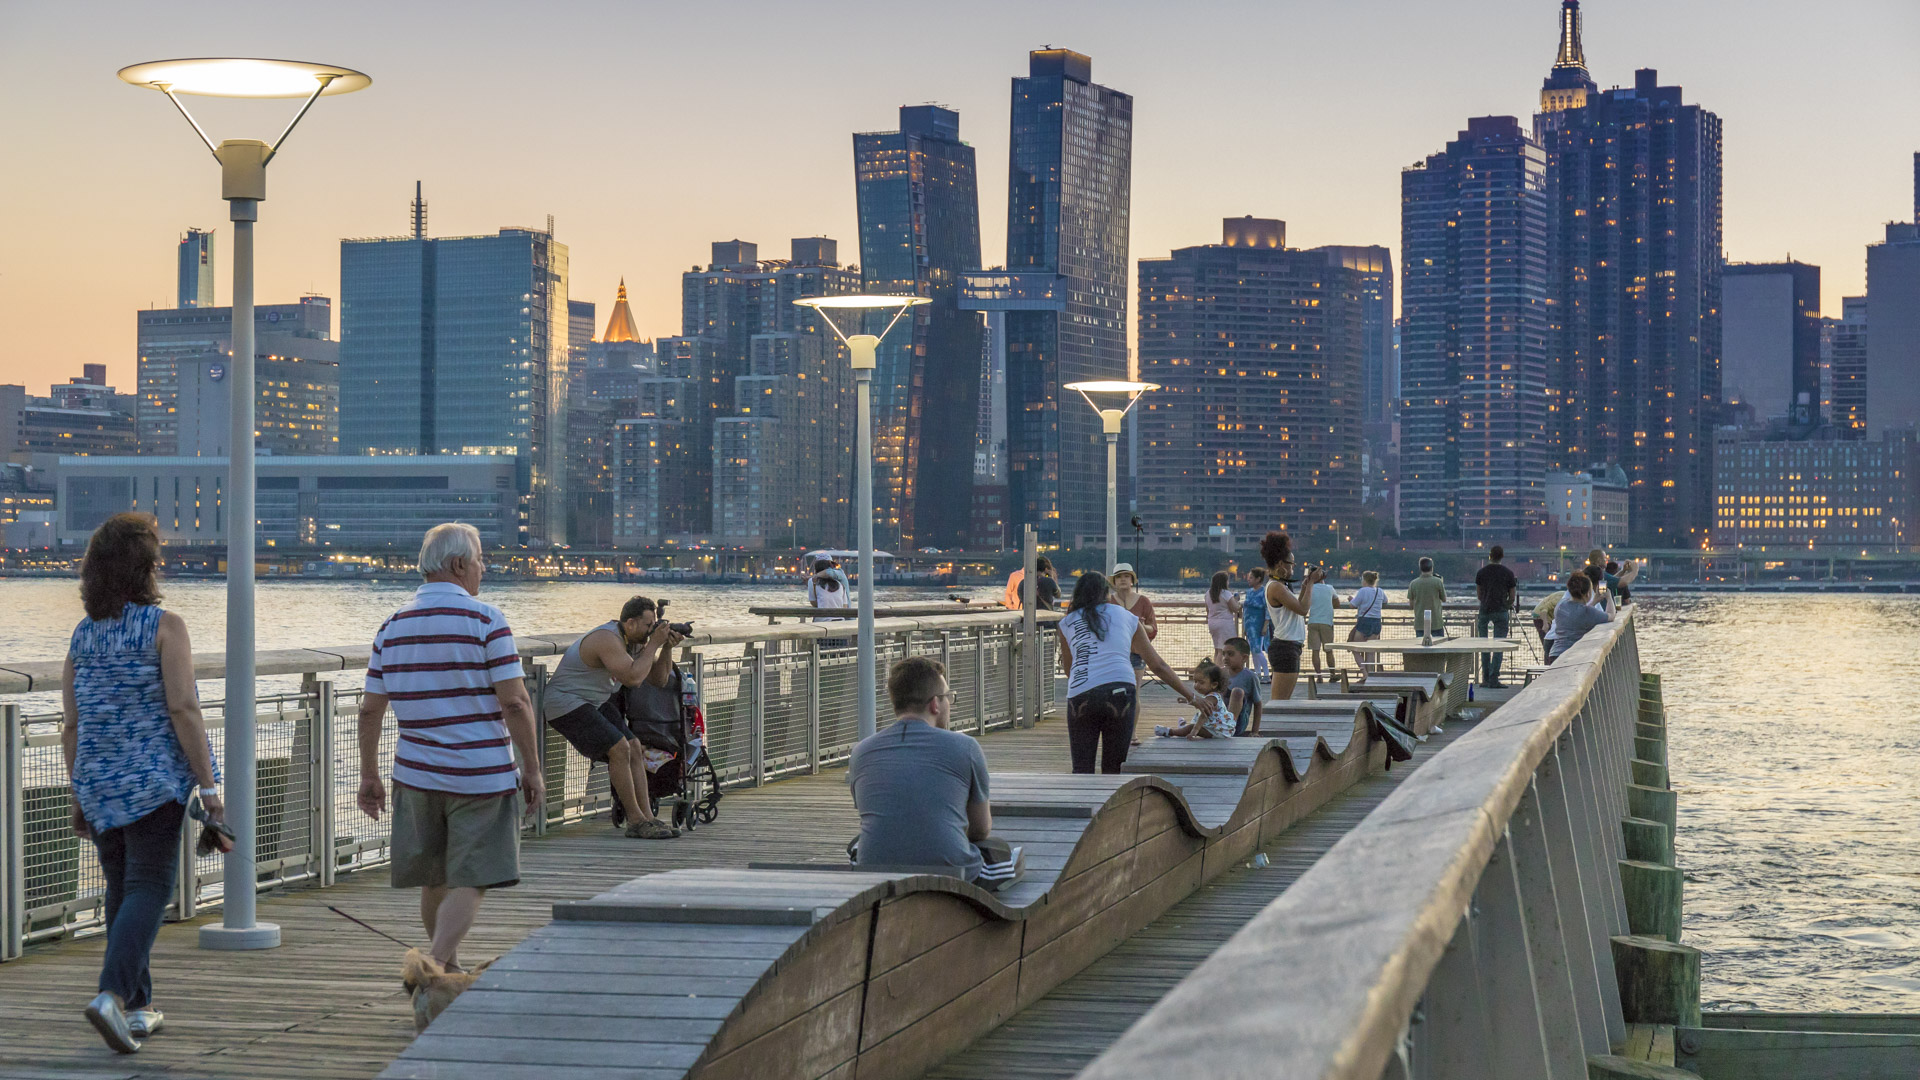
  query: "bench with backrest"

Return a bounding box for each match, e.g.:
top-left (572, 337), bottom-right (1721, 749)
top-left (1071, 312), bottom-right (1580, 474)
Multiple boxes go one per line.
top-left (378, 702), bottom-right (1392, 1080)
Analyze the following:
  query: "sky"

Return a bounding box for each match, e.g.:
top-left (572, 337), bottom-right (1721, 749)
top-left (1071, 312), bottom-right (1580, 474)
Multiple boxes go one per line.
top-left (1, 0), bottom-right (1916, 392)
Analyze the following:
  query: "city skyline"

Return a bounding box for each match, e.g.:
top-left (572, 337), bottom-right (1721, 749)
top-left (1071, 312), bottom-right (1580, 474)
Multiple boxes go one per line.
top-left (3, 0), bottom-right (1914, 391)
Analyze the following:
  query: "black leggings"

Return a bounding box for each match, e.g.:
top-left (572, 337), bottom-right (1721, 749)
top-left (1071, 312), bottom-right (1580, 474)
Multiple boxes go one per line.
top-left (1068, 682), bottom-right (1138, 774)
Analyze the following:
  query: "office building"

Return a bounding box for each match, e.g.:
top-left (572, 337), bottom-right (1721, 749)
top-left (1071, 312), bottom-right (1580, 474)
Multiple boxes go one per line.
top-left (1543, 467), bottom-right (1630, 548)
top-left (1314, 246), bottom-right (1395, 428)
top-left (1537, 44), bottom-right (1724, 545)
top-left (1866, 216), bottom-right (1920, 437)
top-left (136, 296), bottom-right (335, 454)
top-left (53, 454), bottom-right (520, 548)
top-left (1400, 116), bottom-right (1552, 542)
top-left (999, 48), bottom-right (1134, 547)
top-left (178, 228), bottom-right (214, 308)
top-left (174, 353), bottom-right (340, 457)
top-left (1722, 261), bottom-right (1821, 430)
top-left (1822, 296), bottom-right (1869, 440)
top-left (971, 324), bottom-right (1009, 549)
top-left (854, 105), bottom-right (986, 550)
top-left (568, 298), bottom-right (597, 375)
top-left (1135, 218), bottom-right (1365, 548)
top-left (3, 368), bottom-right (140, 458)
top-left (566, 283), bottom-right (659, 548)
top-left (681, 239), bottom-right (859, 548)
top-left (340, 205), bottom-right (570, 545)
top-left (1712, 428), bottom-right (1916, 552)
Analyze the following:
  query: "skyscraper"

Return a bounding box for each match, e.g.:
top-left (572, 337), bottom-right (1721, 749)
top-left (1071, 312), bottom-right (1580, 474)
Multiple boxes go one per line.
top-left (1822, 296), bottom-right (1868, 440)
top-left (1313, 246), bottom-right (1396, 429)
top-left (1536, 16), bottom-right (1724, 544)
top-left (339, 202), bottom-right (570, 545)
top-left (1002, 48), bottom-right (1133, 547)
top-left (854, 104), bottom-right (985, 549)
top-left (177, 228), bottom-right (214, 308)
top-left (1400, 116), bottom-right (1551, 542)
top-left (1136, 218), bottom-right (1365, 547)
top-left (1722, 261), bottom-right (1821, 430)
top-left (136, 296), bottom-right (336, 455)
top-left (1866, 216), bottom-right (1920, 437)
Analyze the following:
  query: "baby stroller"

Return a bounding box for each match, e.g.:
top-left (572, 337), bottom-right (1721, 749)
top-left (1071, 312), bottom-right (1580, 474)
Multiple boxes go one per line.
top-left (621, 663), bottom-right (721, 832)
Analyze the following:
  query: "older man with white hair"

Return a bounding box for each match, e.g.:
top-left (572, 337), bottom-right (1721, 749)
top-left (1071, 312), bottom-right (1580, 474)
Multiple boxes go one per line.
top-left (356, 523), bottom-right (542, 972)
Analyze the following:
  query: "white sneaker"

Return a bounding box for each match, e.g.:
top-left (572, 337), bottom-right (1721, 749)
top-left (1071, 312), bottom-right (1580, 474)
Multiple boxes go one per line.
top-left (84, 992), bottom-right (141, 1054)
top-left (128, 1008), bottom-right (164, 1038)
top-left (1153, 725), bottom-right (1170, 737)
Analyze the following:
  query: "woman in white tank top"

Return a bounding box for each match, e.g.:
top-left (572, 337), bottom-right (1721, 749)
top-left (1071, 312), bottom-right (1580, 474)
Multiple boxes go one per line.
top-left (1056, 572), bottom-right (1196, 774)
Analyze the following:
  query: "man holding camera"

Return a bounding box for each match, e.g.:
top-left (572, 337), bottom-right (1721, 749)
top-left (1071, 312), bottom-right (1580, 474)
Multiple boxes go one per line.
top-left (542, 596), bottom-right (687, 840)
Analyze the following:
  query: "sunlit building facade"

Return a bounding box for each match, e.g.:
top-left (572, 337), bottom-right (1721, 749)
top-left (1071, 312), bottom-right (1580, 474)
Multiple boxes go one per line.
top-left (854, 105), bottom-right (985, 550)
top-left (1136, 218), bottom-right (1365, 548)
top-left (1401, 116), bottom-right (1551, 542)
top-left (340, 223), bottom-right (570, 545)
top-left (1003, 48), bottom-right (1133, 547)
top-left (1713, 429), bottom-right (1915, 552)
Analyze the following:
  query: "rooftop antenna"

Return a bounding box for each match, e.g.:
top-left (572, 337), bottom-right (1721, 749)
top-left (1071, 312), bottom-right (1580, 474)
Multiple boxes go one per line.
top-left (411, 181), bottom-right (427, 241)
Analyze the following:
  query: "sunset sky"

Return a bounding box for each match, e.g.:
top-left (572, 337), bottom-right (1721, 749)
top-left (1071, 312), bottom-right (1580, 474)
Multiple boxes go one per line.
top-left (2, 0), bottom-right (1915, 392)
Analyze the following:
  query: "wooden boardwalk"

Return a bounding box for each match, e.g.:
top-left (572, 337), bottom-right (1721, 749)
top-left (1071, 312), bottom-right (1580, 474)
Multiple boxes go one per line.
top-left (0, 684), bottom-right (1504, 1080)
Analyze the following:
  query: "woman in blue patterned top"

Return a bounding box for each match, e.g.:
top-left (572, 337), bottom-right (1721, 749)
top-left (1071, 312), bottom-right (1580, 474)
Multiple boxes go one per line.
top-left (61, 513), bottom-right (222, 1054)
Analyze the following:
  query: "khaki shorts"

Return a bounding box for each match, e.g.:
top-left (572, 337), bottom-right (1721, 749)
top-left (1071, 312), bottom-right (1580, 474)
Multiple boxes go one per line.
top-left (1307, 623), bottom-right (1336, 650)
top-left (391, 783), bottom-right (522, 890)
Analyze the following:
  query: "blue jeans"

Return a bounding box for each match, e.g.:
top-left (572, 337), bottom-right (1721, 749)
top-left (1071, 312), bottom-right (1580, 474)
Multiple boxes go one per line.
top-left (94, 800), bottom-right (184, 1010)
top-left (1474, 609), bottom-right (1511, 684)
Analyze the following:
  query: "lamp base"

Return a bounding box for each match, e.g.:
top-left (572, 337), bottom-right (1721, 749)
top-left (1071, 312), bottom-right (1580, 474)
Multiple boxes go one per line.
top-left (199, 921), bottom-right (281, 951)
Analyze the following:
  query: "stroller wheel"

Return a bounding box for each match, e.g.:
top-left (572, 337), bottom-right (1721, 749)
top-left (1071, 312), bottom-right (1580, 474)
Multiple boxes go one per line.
top-left (698, 802), bottom-right (719, 825)
top-left (672, 801), bottom-right (690, 829)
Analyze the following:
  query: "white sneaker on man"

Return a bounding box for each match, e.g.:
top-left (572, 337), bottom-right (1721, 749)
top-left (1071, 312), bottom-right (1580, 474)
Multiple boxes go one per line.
top-left (128, 1008), bottom-right (165, 1038)
top-left (84, 991), bottom-right (142, 1053)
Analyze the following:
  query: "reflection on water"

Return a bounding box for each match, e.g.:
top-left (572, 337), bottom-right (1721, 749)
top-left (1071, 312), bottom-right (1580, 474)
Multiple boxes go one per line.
top-left (2, 580), bottom-right (1914, 1010)
top-left (1638, 594), bottom-right (1920, 1011)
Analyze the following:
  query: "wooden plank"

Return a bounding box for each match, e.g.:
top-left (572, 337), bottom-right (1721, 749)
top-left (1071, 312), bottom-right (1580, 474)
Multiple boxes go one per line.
top-left (1674, 1026), bottom-right (1920, 1080)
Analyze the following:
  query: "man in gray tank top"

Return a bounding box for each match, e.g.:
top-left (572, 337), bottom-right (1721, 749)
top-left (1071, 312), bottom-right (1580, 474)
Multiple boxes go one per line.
top-left (543, 596), bottom-right (684, 839)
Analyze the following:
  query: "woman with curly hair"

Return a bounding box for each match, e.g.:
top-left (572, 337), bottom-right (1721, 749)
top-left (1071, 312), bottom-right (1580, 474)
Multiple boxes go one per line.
top-left (1258, 530), bottom-right (1325, 719)
top-left (62, 513), bottom-right (222, 1053)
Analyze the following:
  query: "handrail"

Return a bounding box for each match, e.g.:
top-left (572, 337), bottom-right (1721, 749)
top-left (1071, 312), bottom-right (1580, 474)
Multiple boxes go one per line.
top-left (1081, 608), bottom-right (1641, 1079)
top-left (0, 608), bottom-right (1062, 696)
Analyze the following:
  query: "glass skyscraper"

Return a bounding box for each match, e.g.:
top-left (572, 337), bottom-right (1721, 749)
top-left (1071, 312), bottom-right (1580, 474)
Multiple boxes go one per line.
top-left (1002, 48), bottom-right (1133, 548)
top-left (1401, 116), bottom-right (1551, 543)
top-left (339, 223), bottom-right (569, 545)
top-left (177, 228), bottom-right (214, 308)
top-left (854, 105), bottom-right (985, 550)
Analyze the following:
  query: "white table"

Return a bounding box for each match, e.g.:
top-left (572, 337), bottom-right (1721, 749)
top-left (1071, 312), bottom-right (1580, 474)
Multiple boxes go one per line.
top-left (1327, 637), bottom-right (1520, 712)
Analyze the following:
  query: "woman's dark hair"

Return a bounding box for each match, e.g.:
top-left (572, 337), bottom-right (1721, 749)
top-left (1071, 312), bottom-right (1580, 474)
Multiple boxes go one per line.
top-left (1209, 571), bottom-right (1229, 603)
top-left (1259, 530), bottom-right (1294, 571)
top-left (1035, 556), bottom-right (1053, 574)
top-left (1247, 567), bottom-right (1267, 584)
top-left (1583, 564), bottom-right (1605, 587)
top-left (1567, 572), bottom-right (1592, 599)
top-left (814, 572), bottom-right (841, 593)
top-left (81, 513), bottom-right (162, 621)
top-left (1067, 570), bottom-right (1112, 640)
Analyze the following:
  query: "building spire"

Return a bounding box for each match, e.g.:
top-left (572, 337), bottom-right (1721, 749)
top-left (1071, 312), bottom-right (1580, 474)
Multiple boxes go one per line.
top-left (1555, 0), bottom-right (1587, 72)
top-left (1539, 0), bottom-right (1597, 116)
top-left (602, 278), bottom-right (642, 343)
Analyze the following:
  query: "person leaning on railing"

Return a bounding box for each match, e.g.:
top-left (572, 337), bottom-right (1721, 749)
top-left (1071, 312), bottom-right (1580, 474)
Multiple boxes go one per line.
top-left (1546, 572), bottom-right (1612, 663)
top-left (61, 512), bottom-right (224, 1054)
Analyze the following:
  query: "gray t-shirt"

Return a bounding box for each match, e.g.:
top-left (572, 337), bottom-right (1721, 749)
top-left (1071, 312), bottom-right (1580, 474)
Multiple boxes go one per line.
top-left (1226, 668), bottom-right (1260, 732)
top-left (1548, 600), bottom-right (1611, 659)
top-left (848, 718), bottom-right (990, 880)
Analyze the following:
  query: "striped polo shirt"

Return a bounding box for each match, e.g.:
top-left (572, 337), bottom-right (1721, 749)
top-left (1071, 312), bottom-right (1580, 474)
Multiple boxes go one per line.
top-left (365, 581), bottom-right (526, 796)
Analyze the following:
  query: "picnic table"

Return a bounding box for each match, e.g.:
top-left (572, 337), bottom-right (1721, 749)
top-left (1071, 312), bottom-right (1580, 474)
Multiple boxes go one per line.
top-left (1326, 636), bottom-right (1519, 713)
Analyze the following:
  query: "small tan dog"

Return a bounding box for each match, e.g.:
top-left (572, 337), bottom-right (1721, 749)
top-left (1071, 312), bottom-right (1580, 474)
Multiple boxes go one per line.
top-left (400, 948), bottom-right (493, 1032)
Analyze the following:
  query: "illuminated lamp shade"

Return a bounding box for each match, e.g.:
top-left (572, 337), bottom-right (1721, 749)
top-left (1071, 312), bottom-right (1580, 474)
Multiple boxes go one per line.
top-left (117, 58), bottom-right (371, 98)
top-left (792, 295), bottom-right (932, 310)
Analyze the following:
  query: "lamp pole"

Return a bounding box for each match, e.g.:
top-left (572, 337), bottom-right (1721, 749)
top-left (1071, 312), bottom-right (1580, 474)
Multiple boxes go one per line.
top-left (121, 57), bottom-right (370, 952)
top-left (849, 334), bottom-right (880, 740)
top-left (1102, 410), bottom-right (1122, 573)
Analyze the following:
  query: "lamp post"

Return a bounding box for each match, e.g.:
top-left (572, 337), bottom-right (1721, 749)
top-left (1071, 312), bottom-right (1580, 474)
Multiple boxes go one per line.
top-left (120, 58), bottom-right (370, 951)
top-left (793, 295), bottom-right (929, 740)
top-left (1064, 381), bottom-right (1158, 573)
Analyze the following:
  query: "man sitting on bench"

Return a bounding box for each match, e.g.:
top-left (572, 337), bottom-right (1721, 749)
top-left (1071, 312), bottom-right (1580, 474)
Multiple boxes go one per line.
top-left (847, 656), bottom-right (1020, 889)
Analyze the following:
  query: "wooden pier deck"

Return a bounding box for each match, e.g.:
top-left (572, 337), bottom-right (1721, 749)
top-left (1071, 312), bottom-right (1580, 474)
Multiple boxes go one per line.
top-left (0, 684), bottom-right (1506, 1080)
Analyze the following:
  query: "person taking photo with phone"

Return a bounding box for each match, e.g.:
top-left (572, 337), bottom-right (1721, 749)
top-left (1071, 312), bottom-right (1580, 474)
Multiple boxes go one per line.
top-left (62, 513), bottom-right (223, 1054)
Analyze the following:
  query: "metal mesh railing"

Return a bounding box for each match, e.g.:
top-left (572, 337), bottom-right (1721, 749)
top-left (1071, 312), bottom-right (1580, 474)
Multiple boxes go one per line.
top-left (0, 614), bottom-right (1056, 960)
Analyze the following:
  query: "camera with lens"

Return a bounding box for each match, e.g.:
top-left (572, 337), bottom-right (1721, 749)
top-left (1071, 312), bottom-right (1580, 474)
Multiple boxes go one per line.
top-left (656, 599), bottom-right (694, 637)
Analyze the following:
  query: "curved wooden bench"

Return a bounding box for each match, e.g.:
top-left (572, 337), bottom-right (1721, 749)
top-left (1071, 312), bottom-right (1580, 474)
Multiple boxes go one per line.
top-left (378, 702), bottom-right (1391, 1080)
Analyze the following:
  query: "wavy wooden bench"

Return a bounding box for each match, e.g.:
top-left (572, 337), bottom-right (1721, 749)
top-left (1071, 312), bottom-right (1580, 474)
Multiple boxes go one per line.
top-left (378, 702), bottom-right (1391, 1080)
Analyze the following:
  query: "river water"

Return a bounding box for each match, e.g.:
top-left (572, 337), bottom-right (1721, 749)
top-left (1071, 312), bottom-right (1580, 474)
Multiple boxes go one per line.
top-left (2, 580), bottom-right (1914, 1012)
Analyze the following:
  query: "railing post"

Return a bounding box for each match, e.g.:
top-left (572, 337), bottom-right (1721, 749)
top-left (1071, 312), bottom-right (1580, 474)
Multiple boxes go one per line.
top-left (1421, 911), bottom-right (1492, 1078)
top-left (311, 674), bottom-right (337, 889)
top-left (1020, 525), bottom-right (1038, 728)
top-left (807, 638), bottom-right (822, 775)
top-left (1469, 833), bottom-right (1554, 1078)
top-left (751, 644), bottom-right (767, 787)
top-left (973, 627), bottom-right (987, 735)
top-left (2, 704), bottom-right (21, 961)
top-left (527, 664), bottom-right (550, 837)
top-left (939, 630), bottom-right (954, 724)
top-left (1507, 776), bottom-right (1591, 1078)
top-left (1535, 742), bottom-right (1625, 1052)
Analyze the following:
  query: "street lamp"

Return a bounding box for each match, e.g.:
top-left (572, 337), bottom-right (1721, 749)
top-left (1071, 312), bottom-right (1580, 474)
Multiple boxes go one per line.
top-left (120, 57), bottom-right (370, 952)
top-left (1063, 381), bottom-right (1158, 572)
top-left (793, 294), bottom-right (929, 740)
